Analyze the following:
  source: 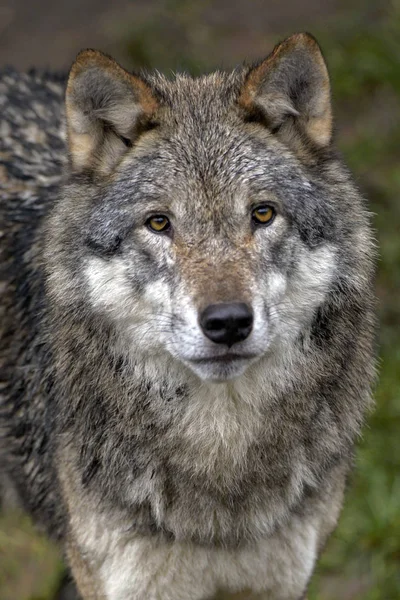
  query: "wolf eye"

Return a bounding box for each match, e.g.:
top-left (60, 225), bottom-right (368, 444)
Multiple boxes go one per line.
top-left (146, 215), bottom-right (171, 233)
top-left (252, 205), bottom-right (276, 226)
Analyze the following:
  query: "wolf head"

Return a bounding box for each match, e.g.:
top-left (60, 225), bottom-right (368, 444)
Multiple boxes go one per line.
top-left (46, 34), bottom-right (368, 383)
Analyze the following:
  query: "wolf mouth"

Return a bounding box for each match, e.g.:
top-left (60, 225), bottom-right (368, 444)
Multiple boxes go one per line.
top-left (189, 353), bottom-right (258, 364)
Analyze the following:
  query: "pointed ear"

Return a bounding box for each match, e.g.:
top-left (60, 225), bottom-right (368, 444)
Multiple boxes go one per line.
top-left (239, 33), bottom-right (332, 153)
top-left (66, 49), bottom-right (158, 175)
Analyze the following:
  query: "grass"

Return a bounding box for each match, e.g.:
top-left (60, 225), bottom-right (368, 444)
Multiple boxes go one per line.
top-left (0, 510), bottom-right (63, 600)
top-left (1, 1), bottom-right (399, 598)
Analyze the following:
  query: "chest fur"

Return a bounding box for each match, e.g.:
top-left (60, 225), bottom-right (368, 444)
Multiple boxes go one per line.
top-left (70, 505), bottom-right (318, 600)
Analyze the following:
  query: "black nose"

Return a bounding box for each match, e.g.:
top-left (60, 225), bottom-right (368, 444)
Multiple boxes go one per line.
top-left (199, 302), bottom-right (253, 347)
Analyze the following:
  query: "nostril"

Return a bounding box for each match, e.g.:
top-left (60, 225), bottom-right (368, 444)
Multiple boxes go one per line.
top-left (237, 315), bottom-right (253, 329)
top-left (199, 302), bottom-right (253, 346)
top-left (206, 317), bottom-right (225, 332)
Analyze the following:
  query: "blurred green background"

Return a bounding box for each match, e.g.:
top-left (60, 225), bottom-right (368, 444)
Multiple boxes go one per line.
top-left (0, 0), bottom-right (399, 598)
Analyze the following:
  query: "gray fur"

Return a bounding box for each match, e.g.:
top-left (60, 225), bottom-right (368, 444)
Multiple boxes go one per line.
top-left (0, 34), bottom-right (376, 600)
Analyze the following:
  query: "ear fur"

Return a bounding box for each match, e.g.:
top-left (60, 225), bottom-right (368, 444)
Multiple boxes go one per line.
top-left (66, 49), bottom-right (158, 175)
top-left (239, 33), bottom-right (332, 153)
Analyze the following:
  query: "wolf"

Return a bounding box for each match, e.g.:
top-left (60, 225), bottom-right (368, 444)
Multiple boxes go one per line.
top-left (0, 33), bottom-right (376, 599)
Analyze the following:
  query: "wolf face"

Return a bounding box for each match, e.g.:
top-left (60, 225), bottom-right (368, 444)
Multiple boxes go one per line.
top-left (82, 131), bottom-right (336, 382)
top-left (49, 36), bottom-right (344, 382)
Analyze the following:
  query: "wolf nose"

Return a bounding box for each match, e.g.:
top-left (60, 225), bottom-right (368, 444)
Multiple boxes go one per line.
top-left (199, 302), bottom-right (253, 347)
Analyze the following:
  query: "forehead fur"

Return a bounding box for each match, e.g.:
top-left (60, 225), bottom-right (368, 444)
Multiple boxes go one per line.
top-left (143, 70), bottom-right (247, 120)
top-left (114, 70), bottom-right (301, 206)
top-left (138, 69), bottom-right (260, 186)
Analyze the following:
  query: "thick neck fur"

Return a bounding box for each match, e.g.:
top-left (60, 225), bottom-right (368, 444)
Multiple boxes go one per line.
top-left (50, 293), bottom-right (373, 547)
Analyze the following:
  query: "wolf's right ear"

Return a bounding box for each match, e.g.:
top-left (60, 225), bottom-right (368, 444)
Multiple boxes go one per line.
top-left (239, 33), bottom-right (332, 156)
top-left (66, 50), bottom-right (158, 175)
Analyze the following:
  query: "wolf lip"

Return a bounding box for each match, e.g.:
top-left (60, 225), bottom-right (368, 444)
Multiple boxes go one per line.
top-left (190, 353), bottom-right (257, 364)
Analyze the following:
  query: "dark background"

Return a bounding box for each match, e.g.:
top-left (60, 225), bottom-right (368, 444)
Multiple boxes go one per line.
top-left (0, 1), bottom-right (399, 598)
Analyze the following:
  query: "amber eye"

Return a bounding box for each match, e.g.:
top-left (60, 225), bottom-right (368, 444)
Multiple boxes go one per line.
top-left (146, 215), bottom-right (171, 233)
top-left (251, 205), bottom-right (276, 226)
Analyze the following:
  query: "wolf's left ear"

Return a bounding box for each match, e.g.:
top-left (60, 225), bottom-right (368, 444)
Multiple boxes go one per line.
top-left (239, 33), bottom-right (332, 151)
top-left (66, 49), bottom-right (158, 175)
